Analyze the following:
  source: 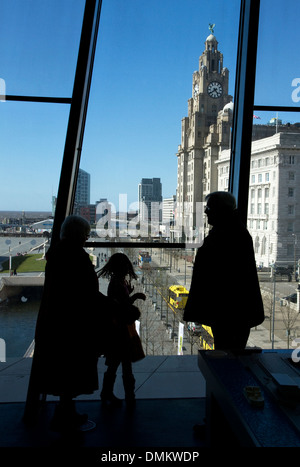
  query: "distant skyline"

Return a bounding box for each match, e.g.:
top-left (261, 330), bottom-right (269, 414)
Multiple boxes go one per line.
top-left (1, 0), bottom-right (300, 212)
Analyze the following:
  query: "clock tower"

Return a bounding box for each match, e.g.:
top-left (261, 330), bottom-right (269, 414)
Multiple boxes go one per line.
top-left (175, 25), bottom-right (232, 242)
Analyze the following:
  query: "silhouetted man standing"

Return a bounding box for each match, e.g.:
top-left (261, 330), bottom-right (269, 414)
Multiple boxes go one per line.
top-left (184, 191), bottom-right (264, 350)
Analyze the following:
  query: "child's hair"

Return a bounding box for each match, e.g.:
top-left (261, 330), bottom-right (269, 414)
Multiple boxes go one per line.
top-left (98, 252), bottom-right (137, 280)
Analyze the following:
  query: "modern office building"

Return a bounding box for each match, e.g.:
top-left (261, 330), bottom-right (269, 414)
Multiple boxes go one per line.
top-left (74, 168), bottom-right (90, 209)
top-left (79, 204), bottom-right (96, 225)
top-left (162, 195), bottom-right (176, 225)
top-left (160, 195), bottom-right (176, 239)
top-left (138, 178), bottom-right (162, 224)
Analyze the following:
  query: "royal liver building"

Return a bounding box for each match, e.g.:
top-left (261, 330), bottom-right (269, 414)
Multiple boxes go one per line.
top-left (175, 26), bottom-right (232, 243)
top-left (175, 26), bottom-right (300, 271)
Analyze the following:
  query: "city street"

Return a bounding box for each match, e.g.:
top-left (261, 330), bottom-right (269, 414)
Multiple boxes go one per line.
top-left (82, 248), bottom-right (300, 354)
top-left (146, 248), bottom-right (300, 349)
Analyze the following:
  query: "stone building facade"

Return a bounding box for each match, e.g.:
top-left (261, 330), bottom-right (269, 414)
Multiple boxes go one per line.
top-left (217, 132), bottom-right (300, 267)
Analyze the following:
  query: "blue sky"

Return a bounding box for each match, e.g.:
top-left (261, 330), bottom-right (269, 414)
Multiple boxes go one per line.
top-left (1, 0), bottom-right (300, 212)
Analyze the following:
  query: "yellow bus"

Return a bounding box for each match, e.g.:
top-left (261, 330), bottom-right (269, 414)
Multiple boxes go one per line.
top-left (200, 325), bottom-right (214, 350)
top-left (168, 285), bottom-right (189, 310)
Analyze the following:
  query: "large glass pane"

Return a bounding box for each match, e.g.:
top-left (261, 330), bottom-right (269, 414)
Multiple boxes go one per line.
top-left (255, 0), bottom-right (300, 107)
top-left (245, 110), bottom-right (300, 350)
top-left (1, 102), bottom-right (69, 211)
top-left (77, 0), bottom-right (240, 246)
top-left (0, 0), bottom-right (85, 360)
top-left (248, 0), bottom-right (300, 348)
top-left (73, 0), bottom-right (240, 356)
top-left (0, 0), bottom-right (85, 97)
top-left (0, 102), bottom-right (70, 359)
top-left (250, 1), bottom-right (300, 350)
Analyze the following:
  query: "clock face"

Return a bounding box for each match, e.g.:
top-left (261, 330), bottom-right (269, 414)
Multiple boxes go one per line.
top-left (207, 81), bottom-right (223, 98)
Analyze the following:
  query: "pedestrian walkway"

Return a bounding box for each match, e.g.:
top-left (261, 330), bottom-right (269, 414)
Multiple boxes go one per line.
top-left (248, 324), bottom-right (287, 349)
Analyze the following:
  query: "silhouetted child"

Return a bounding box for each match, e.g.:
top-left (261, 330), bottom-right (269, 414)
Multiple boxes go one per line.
top-left (98, 252), bottom-right (146, 406)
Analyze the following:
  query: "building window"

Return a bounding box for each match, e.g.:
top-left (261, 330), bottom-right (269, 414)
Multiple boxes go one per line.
top-left (288, 188), bottom-right (294, 197)
top-left (289, 171), bottom-right (295, 180)
top-left (258, 174), bottom-right (262, 183)
top-left (288, 205), bottom-right (295, 215)
top-left (264, 203), bottom-right (269, 215)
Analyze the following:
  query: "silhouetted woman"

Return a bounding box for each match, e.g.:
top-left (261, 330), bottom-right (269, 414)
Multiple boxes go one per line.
top-left (30, 215), bottom-right (105, 431)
